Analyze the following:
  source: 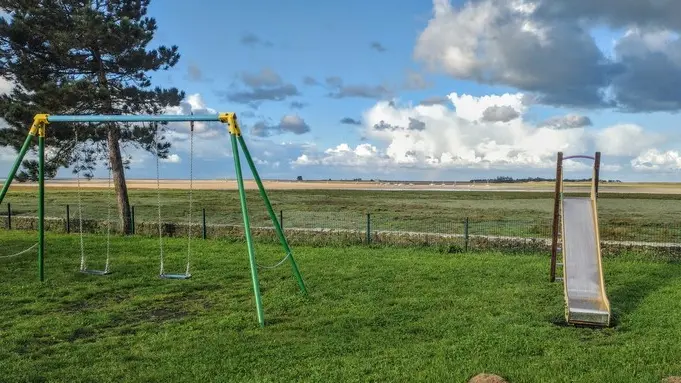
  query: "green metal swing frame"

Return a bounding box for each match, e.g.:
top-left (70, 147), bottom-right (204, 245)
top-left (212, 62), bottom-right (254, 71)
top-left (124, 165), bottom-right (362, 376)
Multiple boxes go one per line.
top-left (0, 112), bottom-right (308, 327)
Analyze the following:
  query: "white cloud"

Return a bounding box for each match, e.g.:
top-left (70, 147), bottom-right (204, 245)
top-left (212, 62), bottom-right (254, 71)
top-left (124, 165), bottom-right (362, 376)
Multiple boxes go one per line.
top-left (631, 149), bottom-right (681, 172)
top-left (0, 146), bottom-right (15, 162)
top-left (162, 93), bottom-right (231, 160)
top-left (293, 143), bottom-right (392, 169)
top-left (0, 77), bottom-right (15, 175)
top-left (160, 154), bottom-right (182, 164)
top-left (163, 93), bottom-right (223, 136)
top-left (251, 138), bottom-right (317, 171)
top-left (0, 77), bottom-right (14, 95)
top-left (539, 114), bottom-right (592, 129)
top-left (413, 0), bottom-right (681, 111)
top-left (593, 124), bottom-right (663, 156)
top-left (413, 0), bottom-right (612, 107)
top-left (363, 92), bottom-right (586, 169)
top-left (602, 163), bottom-right (623, 172)
top-left (449, 92), bottom-right (528, 122)
top-left (294, 92), bottom-right (672, 174)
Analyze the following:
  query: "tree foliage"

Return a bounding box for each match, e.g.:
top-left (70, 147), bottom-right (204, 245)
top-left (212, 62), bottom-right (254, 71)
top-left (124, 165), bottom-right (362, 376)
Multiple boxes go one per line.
top-left (0, 0), bottom-right (185, 180)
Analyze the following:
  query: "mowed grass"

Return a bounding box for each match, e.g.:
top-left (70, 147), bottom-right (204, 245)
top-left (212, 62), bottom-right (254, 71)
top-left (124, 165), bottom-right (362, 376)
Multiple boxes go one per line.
top-left (2, 231), bottom-right (681, 382)
top-left (4, 187), bottom-right (681, 242)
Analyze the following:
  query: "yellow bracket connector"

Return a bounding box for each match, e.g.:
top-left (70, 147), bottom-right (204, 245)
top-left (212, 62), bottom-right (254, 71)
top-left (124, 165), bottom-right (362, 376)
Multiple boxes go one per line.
top-left (219, 112), bottom-right (241, 136)
top-left (30, 114), bottom-right (49, 137)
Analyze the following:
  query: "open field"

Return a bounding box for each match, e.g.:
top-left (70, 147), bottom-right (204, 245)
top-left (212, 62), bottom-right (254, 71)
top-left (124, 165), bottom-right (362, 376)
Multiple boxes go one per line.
top-left (2, 232), bottom-right (681, 382)
top-left (3, 183), bottom-right (681, 244)
top-left (4, 178), bottom-right (681, 194)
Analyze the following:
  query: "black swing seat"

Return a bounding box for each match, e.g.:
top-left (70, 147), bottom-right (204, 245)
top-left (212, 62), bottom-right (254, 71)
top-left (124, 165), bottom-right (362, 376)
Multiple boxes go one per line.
top-left (160, 273), bottom-right (191, 280)
top-left (80, 269), bottom-right (111, 276)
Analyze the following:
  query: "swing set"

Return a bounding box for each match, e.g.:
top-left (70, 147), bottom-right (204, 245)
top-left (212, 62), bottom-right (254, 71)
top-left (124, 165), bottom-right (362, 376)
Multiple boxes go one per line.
top-left (0, 112), bottom-right (307, 327)
top-left (72, 116), bottom-right (195, 279)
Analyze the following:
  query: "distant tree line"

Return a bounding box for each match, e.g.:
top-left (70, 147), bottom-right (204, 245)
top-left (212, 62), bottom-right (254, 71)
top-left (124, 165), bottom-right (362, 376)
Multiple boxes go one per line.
top-left (295, 176), bottom-right (623, 183)
top-left (470, 176), bottom-right (622, 183)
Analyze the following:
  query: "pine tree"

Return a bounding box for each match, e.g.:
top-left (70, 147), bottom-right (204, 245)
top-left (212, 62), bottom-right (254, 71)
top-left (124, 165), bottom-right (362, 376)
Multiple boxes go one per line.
top-left (0, 0), bottom-right (185, 234)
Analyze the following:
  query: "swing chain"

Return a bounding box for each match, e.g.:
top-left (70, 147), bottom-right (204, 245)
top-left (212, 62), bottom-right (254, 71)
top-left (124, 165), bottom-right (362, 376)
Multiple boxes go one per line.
top-left (73, 124), bottom-right (113, 274)
top-left (257, 252), bottom-right (292, 270)
top-left (186, 116), bottom-right (194, 275)
top-left (155, 123), bottom-right (165, 275)
top-left (0, 243), bottom-right (38, 259)
top-left (75, 127), bottom-right (86, 271)
top-left (104, 162), bottom-right (112, 273)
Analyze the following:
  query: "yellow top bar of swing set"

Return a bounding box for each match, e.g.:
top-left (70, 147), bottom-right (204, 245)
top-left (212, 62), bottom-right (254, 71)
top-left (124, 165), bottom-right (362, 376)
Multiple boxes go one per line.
top-left (28, 112), bottom-right (243, 136)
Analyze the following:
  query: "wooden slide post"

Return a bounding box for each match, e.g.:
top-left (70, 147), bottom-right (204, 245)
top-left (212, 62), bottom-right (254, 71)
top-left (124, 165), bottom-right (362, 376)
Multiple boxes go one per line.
top-left (593, 152), bottom-right (601, 199)
top-left (550, 152), bottom-right (563, 282)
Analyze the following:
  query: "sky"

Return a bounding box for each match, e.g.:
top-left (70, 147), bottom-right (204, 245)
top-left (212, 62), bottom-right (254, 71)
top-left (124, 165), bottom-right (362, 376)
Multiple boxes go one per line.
top-left (2, 0), bottom-right (681, 182)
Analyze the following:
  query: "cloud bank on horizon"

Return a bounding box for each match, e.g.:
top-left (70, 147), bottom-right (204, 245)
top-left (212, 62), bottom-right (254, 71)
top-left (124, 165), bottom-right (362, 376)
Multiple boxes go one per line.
top-left (291, 0), bottom-right (681, 179)
top-left (1, 0), bottom-right (681, 181)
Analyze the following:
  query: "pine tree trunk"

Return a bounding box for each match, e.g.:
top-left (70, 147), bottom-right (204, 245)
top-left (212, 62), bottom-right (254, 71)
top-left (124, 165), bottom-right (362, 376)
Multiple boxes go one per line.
top-left (107, 125), bottom-right (132, 234)
top-left (93, 44), bottom-right (132, 235)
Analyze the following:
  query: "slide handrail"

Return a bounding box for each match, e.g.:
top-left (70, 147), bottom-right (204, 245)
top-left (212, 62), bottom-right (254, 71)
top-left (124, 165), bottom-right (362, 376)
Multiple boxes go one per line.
top-left (563, 155), bottom-right (595, 161)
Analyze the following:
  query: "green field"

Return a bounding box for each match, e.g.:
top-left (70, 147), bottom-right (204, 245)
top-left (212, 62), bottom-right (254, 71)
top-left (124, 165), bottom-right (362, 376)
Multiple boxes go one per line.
top-left (3, 188), bottom-right (681, 243)
top-left (1, 232), bottom-right (681, 382)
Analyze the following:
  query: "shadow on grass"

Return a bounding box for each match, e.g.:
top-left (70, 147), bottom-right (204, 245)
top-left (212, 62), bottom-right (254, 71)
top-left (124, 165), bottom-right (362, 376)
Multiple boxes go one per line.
top-left (547, 261), bottom-right (681, 330)
top-left (606, 262), bottom-right (681, 327)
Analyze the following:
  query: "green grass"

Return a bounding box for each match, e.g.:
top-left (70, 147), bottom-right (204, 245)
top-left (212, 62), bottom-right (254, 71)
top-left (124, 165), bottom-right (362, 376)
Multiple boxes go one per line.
top-left (2, 231), bottom-right (681, 382)
top-left (3, 188), bottom-right (681, 243)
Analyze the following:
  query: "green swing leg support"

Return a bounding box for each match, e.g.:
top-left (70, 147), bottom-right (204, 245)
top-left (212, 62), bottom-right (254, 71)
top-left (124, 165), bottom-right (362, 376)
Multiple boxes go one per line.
top-left (0, 133), bottom-right (35, 205)
top-left (236, 135), bottom-right (308, 295)
top-left (231, 133), bottom-right (265, 327)
top-left (38, 134), bottom-right (45, 282)
top-left (0, 126), bottom-right (43, 282)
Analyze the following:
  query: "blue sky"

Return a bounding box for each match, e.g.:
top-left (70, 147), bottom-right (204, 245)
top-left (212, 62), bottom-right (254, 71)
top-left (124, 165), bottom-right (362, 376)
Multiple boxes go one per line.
top-left (148, 0), bottom-right (451, 155)
top-left (2, 0), bottom-right (681, 182)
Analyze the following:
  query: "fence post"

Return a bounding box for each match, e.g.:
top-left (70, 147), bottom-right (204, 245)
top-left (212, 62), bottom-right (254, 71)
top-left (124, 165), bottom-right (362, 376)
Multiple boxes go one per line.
top-left (279, 210), bottom-right (284, 232)
top-left (131, 206), bottom-right (135, 235)
top-left (464, 217), bottom-right (469, 252)
top-left (367, 213), bottom-right (372, 244)
top-left (66, 204), bottom-right (70, 233)
top-left (202, 208), bottom-right (207, 240)
top-left (7, 202), bottom-right (11, 230)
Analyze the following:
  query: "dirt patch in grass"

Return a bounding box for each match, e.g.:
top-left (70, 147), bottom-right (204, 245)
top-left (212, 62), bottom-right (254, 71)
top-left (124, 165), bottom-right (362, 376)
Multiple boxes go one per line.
top-left (110, 307), bottom-right (186, 328)
top-left (61, 298), bottom-right (106, 314)
top-left (58, 289), bottom-right (134, 314)
top-left (14, 333), bottom-right (60, 355)
top-left (67, 327), bottom-right (96, 342)
top-left (146, 307), bottom-right (189, 322)
top-left (61, 292), bottom-right (211, 343)
top-left (109, 292), bottom-right (207, 328)
top-left (663, 377), bottom-right (681, 383)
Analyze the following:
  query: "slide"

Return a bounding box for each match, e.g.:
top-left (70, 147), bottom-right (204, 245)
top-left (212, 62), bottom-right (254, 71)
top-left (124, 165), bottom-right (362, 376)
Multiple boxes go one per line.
top-left (561, 197), bottom-right (611, 326)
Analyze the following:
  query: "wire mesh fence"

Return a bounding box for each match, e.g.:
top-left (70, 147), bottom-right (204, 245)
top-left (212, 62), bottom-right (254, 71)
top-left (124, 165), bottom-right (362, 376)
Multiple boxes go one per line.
top-left (2, 202), bottom-right (681, 252)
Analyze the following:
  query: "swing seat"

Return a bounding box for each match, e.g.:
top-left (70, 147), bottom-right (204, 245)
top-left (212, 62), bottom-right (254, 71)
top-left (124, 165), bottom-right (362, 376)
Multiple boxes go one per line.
top-left (160, 273), bottom-right (191, 280)
top-left (80, 269), bottom-right (111, 276)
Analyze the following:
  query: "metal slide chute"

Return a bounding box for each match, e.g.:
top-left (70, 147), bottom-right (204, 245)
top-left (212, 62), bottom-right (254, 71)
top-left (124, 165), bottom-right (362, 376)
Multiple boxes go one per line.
top-left (550, 152), bottom-right (611, 327)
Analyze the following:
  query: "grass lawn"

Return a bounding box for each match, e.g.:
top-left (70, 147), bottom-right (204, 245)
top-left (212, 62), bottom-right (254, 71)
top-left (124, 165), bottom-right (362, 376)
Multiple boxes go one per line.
top-left (2, 231), bottom-right (681, 382)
